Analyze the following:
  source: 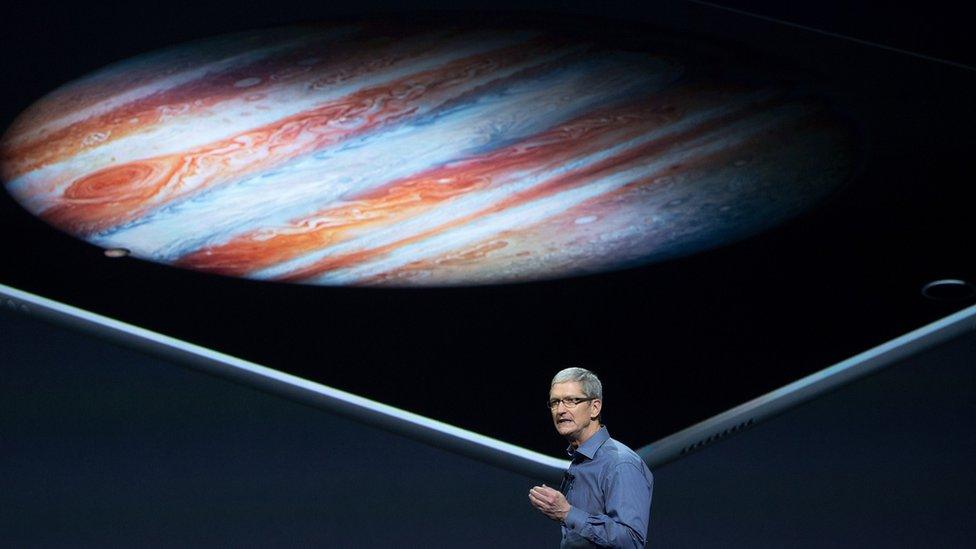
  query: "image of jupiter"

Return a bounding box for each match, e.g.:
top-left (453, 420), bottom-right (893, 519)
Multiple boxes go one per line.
top-left (0, 21), bottom-right (855, 286)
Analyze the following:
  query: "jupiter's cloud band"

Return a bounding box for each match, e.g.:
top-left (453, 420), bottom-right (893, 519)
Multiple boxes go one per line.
top-left (1, 20), bottom-right (855, 286)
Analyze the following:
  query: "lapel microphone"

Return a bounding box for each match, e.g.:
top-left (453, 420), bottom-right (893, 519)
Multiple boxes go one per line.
top-left (560, 472), bottom-right (576, 495)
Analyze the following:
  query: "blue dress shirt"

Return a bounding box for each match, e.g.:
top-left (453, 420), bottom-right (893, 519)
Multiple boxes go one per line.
top-left (559, 426), bottom-right (653, 548)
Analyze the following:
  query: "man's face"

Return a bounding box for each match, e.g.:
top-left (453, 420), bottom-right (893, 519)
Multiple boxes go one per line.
top-left (549, 381), bottom-right (601, 441)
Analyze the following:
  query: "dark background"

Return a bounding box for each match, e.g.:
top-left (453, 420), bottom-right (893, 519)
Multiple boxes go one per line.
top-left (1, 2), bottom-right (975, 544)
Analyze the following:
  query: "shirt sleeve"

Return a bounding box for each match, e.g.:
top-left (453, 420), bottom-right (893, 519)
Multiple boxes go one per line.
top-left (563, 463), bottom-right (652, 548)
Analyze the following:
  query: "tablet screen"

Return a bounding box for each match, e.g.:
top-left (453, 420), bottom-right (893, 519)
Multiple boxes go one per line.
top-left (2, 3), bottom-right (973, 456)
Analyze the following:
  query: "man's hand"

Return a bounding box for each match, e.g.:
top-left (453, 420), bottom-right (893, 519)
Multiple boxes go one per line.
top-left (528, 484), bottom-right (571, 522)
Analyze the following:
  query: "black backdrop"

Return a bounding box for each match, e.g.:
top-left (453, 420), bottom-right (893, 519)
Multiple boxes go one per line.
top-left (2, 1), bottom-right (975, 545)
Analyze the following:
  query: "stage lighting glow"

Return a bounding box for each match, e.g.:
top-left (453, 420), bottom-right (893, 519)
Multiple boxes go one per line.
top-left (0, 20), bottom-right (856, 286)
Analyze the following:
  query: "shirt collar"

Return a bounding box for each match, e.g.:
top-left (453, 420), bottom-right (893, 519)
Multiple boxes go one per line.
top-left (566, 425), bottom-right (610, 460)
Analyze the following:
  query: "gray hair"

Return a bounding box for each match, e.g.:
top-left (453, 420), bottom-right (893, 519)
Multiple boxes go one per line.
top-left (551, 367), bottom-right (603, 401)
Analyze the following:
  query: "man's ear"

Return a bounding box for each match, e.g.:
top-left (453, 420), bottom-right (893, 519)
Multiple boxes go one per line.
top-left (590, 399), bottom-right (602, 420)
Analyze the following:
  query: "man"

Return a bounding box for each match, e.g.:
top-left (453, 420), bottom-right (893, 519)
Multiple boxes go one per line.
top-left (529, 367), bottom-right (653, 548)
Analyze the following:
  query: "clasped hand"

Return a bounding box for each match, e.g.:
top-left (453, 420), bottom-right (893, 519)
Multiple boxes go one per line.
top-left (528, 484), bottom-right (571, 522)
